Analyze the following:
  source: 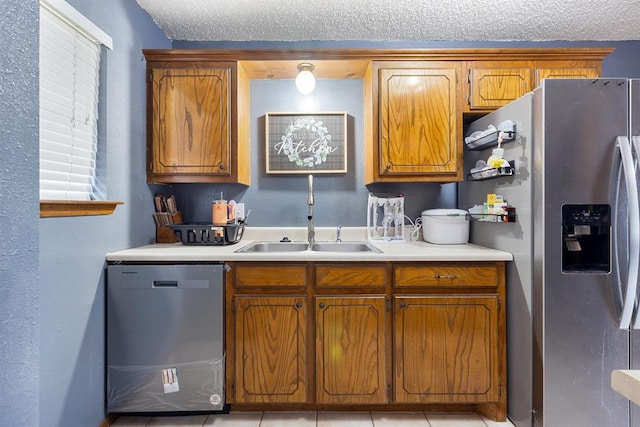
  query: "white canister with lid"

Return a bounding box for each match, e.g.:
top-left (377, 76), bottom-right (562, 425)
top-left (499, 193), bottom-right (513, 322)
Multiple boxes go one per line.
top-left (421, 209), bottom-right (470, 244)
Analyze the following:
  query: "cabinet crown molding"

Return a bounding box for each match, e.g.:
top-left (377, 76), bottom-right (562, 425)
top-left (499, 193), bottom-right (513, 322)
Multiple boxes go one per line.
top-left (143, 47), bottom-right (614, 80)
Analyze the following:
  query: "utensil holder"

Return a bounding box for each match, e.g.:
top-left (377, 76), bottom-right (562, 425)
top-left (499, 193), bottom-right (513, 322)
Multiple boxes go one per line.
top-left (156, 211), bottom-right (183, 243)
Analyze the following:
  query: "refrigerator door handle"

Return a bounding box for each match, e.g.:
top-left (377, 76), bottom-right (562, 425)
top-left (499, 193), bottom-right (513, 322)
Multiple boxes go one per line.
top-left (631, 136), bottom-right (640, 330)
top-left (617, 136), bottom-right (640, 330)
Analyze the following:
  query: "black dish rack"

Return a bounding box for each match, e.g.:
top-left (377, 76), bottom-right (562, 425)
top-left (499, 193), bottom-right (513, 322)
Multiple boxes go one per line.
top-left (168, 222), bottom-right (245, 246)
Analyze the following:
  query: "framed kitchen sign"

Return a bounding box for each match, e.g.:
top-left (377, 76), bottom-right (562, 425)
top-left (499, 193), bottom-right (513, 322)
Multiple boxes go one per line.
top-left (265, 112), bottom-right (347, 174)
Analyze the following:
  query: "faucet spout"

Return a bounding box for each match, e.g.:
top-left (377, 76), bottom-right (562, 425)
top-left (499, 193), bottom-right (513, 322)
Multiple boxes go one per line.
top-left (307, 175), bottom-right (315, 245)
top-left (307, 174), bottom-right (314, 205)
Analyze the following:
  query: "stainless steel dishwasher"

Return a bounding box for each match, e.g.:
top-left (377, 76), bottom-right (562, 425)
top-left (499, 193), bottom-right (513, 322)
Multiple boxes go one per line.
top-left (106, 264), bottom-right (225, 413)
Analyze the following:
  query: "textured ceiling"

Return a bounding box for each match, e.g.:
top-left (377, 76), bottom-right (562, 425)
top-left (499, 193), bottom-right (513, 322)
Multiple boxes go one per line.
top-left (136, 0), bottom-right (640, 42)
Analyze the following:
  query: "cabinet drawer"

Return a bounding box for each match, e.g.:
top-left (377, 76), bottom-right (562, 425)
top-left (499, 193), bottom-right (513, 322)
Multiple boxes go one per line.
top-left (234, 264), bottom-right (308, 287)
top-left (315, 264), bottom-right (388, 288)
top-left (394, 263), bottom-right (498, 287)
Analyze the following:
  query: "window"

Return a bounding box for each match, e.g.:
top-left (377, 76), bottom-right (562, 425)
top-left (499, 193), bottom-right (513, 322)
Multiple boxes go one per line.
top-left (39, 0), bottom-right (120, 217)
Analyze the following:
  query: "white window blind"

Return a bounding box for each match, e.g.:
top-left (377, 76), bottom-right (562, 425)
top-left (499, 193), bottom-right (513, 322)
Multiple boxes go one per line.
top-left (39, 1), bottom-right (111, 201)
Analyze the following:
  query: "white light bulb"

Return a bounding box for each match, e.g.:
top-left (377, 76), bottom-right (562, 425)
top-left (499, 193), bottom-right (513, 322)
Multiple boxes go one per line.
top-left (295, 69), bottom-right (316, 94)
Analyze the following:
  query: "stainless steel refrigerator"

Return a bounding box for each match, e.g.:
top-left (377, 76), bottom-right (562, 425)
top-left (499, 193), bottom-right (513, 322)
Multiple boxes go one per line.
top-left (458, 78), bottom-right (640, 427)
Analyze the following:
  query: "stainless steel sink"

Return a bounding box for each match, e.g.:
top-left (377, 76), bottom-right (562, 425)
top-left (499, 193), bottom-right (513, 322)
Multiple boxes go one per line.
top-left (235, 240), bottom-right (382, 253)
top-left (311, 241), bottom-right (382, 253)
top-left (235, 241), bottom-right (309, 253)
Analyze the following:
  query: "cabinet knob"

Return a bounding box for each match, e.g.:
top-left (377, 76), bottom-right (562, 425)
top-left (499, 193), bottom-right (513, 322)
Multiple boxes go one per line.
top-left (218, 164), bottom-right (225, 170)
top-left (295, 302), bottom-right (303, 309)
top-left (385, 164), bottom-right (391, 171)
top-left (399, 301), bottom-right (406, 309)
top-left (319, 303), bottom-right (325, 309)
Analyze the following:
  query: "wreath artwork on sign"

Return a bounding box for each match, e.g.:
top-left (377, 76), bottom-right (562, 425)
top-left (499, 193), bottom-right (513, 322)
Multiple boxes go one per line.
top-left (266, 112), bottom-right (347, 174)
top-left (281, 118), bottom-right (333, 167)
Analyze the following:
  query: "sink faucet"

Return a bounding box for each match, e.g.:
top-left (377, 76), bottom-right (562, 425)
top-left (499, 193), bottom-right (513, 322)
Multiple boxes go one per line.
top-left (307, 174), bottom-right (315, 246)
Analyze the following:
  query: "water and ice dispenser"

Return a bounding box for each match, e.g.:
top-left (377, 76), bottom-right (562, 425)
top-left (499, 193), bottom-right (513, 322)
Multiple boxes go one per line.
top-left (367, 193), bottom-right (405, 242)
top-left (562, 204), bottom-right (611, 273)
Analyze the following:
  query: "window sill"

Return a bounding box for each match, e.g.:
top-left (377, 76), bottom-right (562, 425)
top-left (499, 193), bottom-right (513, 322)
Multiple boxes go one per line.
top-left (40, 200), bottom-right (123, 218)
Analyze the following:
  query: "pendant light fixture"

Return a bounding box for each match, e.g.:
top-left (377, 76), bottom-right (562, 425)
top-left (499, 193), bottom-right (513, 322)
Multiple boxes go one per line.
top-left (295, 63), bottom-right (316, 95)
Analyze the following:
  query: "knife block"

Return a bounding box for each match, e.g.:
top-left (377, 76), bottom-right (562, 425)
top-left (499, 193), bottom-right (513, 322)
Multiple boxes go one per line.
top-left (156, 211), bottom-right (183, 243)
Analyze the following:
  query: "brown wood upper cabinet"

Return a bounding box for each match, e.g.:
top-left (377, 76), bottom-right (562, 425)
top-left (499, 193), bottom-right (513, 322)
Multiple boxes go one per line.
top-left (368, 61), bottom-right (462, 183)
top-left (466, 58), bottom-right (601, 111)
top-left (534, 66), bottom-right (600, 85)
top-left (143, 48), bottom-right (611, 185)
top-left (467, 62), bottom-right (532, 110)
top-left (144, 54), bottom-right (250, 184)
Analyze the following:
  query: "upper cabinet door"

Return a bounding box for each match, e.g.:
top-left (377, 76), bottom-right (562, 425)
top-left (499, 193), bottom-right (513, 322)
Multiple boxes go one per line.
top-left (150, 67), bottom-right (230, 180)
top-left (534, 66), bottom-right (599, 86)
top-left (375, 62), bottom-right (461, 181)
top-left (467, 60), bottom-right (601, 112)
top-left (467, 65), bottom-right (532, 110)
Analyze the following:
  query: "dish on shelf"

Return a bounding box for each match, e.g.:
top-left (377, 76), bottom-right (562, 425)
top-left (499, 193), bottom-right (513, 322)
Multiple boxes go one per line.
top-left (468, 160), bottom-right (515, 181)
top-left (464, 120), bottom-right (516, 150)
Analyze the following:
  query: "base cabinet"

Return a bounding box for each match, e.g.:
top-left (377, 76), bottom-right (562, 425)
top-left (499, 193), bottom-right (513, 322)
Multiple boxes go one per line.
top-left (226, 261), bottom-right (506, 420)
top-left (394, 295), bottom-right (499, 403)
top-left (233, 296), bottom-right (308, 403)
top-left (315, 296), bottom-right (388, 404)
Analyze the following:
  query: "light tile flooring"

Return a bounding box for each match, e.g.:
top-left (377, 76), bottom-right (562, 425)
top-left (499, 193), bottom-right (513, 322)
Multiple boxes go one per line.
top-left (112, 411), bottom-right (515, 427)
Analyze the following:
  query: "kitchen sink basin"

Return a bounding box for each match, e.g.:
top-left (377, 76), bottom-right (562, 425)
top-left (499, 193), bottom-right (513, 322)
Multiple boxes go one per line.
top-left (235, 241), bottom-right (309, 252)
top-left (311, 241), bottom-right (382, 253)
top-left (235, 240), bottom-right (382, 253)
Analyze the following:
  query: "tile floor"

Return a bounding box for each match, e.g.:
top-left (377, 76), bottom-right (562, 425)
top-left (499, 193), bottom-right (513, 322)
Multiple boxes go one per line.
top-left (112, 411), bottom-right (515, 427)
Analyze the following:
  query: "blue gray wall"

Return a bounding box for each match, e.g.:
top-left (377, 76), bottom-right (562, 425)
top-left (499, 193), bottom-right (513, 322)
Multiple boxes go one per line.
top-left (35, 1), bottom-right (169, 427)
top-left (1, 1), bottom-right (639, 425)
top-left (174, 78), bottom-right (454, 226)
top-left (0, 1), bottom-right (39, 426)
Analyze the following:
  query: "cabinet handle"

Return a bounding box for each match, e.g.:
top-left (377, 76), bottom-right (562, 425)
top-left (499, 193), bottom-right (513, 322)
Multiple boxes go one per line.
top-left (434, 274), bottom-right (457, 280)
top-left (219, 164), bottom-right (225, 170)
top-left (295, 302), bottom-right (303, 309)
top-left (319, 303), bottom-right (325, 309)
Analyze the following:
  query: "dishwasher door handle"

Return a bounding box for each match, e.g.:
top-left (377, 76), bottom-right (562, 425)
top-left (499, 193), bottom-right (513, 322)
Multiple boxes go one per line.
top-left (153, 280), bottom-right (178, 288)
top-left (151, 279), bottom-right (210, 289)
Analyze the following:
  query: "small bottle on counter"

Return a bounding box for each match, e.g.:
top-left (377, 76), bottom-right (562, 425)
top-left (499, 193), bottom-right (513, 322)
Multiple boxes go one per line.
top-left (212, 193), bottom-right (228, 225)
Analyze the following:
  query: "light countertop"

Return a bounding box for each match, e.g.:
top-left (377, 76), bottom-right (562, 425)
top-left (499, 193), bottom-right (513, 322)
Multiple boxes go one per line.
top-left (106, 227), bottom-right (513, 263)
top-left (612, 370), bottom-right (640, 406)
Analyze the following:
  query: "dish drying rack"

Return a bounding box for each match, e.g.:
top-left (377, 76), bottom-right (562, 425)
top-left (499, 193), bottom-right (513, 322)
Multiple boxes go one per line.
top-left (169, 222), bottom-right (245, 246)
top-left (367, 193), bottom-right (405, 242)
